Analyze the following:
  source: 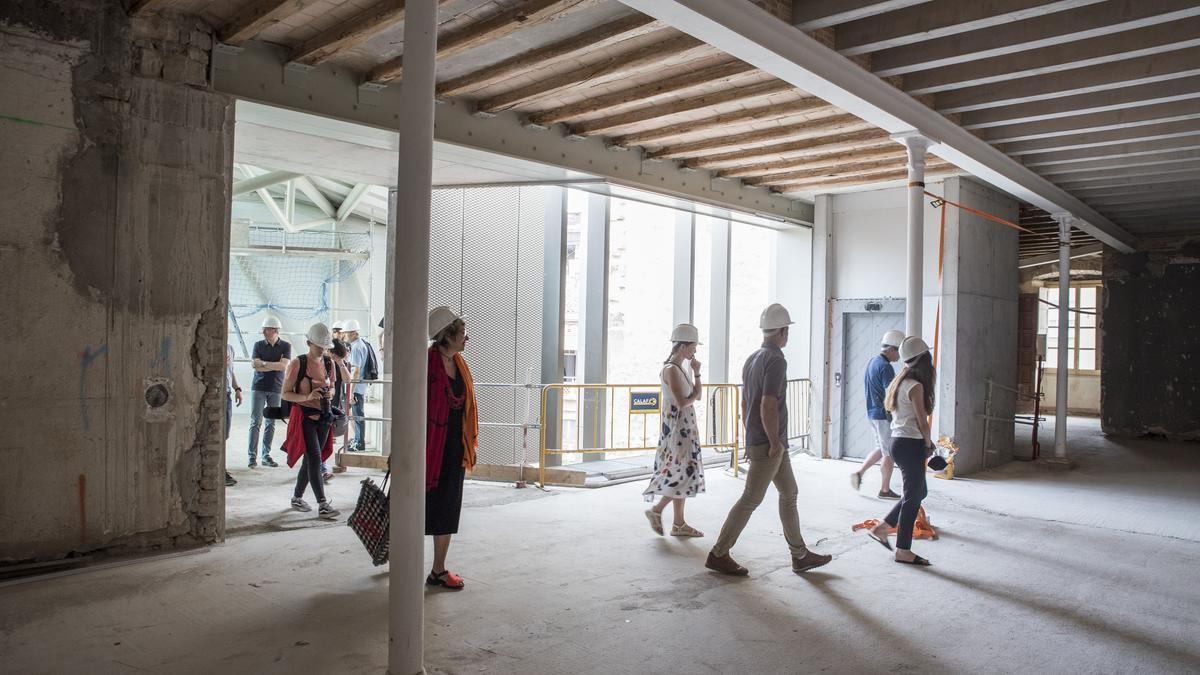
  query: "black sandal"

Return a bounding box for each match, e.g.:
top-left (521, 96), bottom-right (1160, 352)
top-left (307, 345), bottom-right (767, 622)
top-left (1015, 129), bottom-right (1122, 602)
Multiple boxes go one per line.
top-left (867, 529), bottom-right (893, 551)
top-left (895, 554), bottom-right (931, 566)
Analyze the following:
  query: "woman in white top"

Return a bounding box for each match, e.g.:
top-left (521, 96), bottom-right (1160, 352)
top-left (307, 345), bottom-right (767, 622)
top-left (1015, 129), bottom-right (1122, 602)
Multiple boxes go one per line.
top-left (866, 336), bottom-right (936, 565)
top-left (643, 324), bottom-right (707, 537)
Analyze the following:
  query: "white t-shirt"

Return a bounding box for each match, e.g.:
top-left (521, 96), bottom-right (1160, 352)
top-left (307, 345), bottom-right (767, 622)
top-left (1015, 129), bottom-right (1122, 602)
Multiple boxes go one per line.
top-left (890, 378), bottom-right (925, 440)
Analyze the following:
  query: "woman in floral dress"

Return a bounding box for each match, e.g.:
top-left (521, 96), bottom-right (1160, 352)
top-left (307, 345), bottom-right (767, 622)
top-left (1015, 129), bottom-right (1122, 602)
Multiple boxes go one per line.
top-left (643, 323), bottom-right (706, 537)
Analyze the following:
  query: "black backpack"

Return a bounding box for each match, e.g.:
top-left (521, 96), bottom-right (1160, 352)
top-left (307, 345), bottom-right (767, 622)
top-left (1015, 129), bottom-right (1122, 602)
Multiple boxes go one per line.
top-left (360, 340), bottom-right (379, 381)
top-left (265, 354), bottom-right (332, 421)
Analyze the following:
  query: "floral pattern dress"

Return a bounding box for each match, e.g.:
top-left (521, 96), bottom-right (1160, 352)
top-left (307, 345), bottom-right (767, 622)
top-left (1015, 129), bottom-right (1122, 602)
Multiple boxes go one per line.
top-left (643, 363), bottom-right (706, 501)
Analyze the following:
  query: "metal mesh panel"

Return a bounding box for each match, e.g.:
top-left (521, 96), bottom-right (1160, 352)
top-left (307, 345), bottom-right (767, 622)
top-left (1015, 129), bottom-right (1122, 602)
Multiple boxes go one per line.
top-left (515, 187), bottom-right (546, 463)
top-left (430, 191), bottom-right (464, 312)
top-left (462, 188), bottom-right (521, 465)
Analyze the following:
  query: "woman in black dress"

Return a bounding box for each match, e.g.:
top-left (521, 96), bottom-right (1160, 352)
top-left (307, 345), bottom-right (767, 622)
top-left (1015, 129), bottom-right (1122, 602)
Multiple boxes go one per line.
top-left (425, 307), bottom-right (478, 590)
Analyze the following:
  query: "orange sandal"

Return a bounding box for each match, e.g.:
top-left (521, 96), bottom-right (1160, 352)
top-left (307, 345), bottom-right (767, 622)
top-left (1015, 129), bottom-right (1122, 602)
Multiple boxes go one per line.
top-left (426, 570), bottom-right (465, 589)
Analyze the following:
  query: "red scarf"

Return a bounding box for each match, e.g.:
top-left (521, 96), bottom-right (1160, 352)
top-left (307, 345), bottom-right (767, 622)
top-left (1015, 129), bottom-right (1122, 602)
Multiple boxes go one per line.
top-left (283, 404), bottom-right (334, 468)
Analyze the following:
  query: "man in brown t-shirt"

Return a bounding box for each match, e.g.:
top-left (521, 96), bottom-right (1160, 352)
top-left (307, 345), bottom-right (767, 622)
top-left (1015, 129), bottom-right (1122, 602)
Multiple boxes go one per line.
top-left (706, 303), bottom-right (833, 576)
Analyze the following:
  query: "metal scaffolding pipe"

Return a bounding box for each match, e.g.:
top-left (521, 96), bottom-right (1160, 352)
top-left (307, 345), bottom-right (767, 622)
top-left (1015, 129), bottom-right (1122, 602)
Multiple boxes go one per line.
top-left (897, 132), bottom-right (931, 338)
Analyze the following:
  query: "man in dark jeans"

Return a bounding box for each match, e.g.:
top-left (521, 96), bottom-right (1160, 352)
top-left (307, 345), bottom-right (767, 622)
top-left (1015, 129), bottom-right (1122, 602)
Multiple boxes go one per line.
top-left (247, 315), bottom-right (291, 467)
top-left (706, 303), bottom-right (832, 577)
top-left (225, 344), bottom-right (243, 487)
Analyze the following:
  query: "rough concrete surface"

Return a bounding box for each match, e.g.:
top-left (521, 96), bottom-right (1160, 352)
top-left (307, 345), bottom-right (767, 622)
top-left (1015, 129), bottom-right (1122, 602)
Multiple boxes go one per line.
top-left (2, 418), bottom-right (1198, 674)
top-left (0, 2), bottom-right (232, 562)
top-left (1102, 237), bottom-right (1200, 440)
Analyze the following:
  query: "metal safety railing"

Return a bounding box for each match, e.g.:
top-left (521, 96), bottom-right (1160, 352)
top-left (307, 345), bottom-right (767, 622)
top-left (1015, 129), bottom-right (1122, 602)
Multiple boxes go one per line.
top-left (785, 378), bottom-right (813, 449)
top-left (538, 383), bottom-right (741, 488)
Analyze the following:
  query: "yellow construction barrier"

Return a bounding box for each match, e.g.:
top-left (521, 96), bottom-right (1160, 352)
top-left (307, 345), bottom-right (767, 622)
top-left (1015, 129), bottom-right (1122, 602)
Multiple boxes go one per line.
top-left (539, 383), bottom-right (741, 488)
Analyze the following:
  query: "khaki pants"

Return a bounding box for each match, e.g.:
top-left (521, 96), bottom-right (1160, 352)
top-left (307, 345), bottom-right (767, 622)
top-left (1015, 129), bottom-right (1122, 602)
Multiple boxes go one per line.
top-left (711, 444), bottom-right (809, 558)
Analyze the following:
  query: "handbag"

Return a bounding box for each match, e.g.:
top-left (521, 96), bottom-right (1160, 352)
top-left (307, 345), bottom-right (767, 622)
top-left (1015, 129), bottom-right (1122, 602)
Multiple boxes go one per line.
top-left (347, 469), bottom-right (390, 566)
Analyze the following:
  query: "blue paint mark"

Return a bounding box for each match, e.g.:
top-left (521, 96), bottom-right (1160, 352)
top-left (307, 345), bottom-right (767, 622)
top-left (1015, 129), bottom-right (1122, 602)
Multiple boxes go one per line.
top-left (149, 337), bottom-right (172, 375)
top-left (79, 344), bottom-right (108, 431)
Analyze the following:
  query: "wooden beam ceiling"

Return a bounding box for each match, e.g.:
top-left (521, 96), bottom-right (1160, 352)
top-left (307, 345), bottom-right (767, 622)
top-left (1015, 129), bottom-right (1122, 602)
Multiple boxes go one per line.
top-left (772, 162), bottom-right (957, 193)
top-left (610, 97), bottom-right (833, 147)
top-left (683, 129), bottom-right (893, 171)
top-left (525, 58), bottom-right (755, 128)
top-left (567, 79), bottom-right (795, 137)
top-left (716, 144), bottom-right (905, 179)
top-left (645, 114), bottom-right (872, 160)
top-left (290, 0), bottom-right (411, 66)
top-left (475, 31), bottom-right (708, 114)
top-left (218, 0), bottom-right (314, 45)
top-left (368, 0), bottom-right (601, 84)
top-left (434, 13), bottom-right (657, 98)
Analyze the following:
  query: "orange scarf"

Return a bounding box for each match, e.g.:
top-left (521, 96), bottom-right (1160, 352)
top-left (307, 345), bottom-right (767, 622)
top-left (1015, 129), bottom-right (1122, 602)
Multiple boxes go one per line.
top-left (454, 353), bottom-right (478, 470)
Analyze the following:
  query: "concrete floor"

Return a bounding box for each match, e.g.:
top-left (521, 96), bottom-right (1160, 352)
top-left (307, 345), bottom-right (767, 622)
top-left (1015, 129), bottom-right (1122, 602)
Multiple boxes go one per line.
top-left (3, 418), bottom-right (1199, 674)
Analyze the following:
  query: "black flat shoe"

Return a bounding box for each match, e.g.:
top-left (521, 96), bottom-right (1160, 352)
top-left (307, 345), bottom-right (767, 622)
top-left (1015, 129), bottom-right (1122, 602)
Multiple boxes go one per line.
top-left (895, 555), bottom-right (931, 566)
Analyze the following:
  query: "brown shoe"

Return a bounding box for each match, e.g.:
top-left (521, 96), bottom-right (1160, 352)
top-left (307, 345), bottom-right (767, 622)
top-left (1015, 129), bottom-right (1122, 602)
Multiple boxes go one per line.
top-left (792, 550), bottom-right (832, 573)
top-left (706, 552), bottom-right (749, 576)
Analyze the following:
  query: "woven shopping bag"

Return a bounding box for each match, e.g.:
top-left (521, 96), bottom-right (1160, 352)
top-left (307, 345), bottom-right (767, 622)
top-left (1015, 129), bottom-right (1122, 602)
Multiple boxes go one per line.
top-left (348, 470), bottom-right (390, 566)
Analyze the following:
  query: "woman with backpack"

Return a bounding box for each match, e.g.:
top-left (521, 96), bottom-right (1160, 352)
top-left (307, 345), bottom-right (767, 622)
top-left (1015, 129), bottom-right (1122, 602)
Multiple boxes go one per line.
top-left (425, 307), bottom-right (478, 590)
top-left (866, 336), bottom-right (936, 565)
top-left (280, 323), bottom-right (340, 520)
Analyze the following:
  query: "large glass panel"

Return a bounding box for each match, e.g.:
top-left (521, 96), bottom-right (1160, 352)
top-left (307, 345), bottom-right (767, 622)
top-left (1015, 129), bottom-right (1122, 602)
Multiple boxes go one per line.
top-left (1079, 328), bottom-right (1096, 349)
top-left (693, 214), bottom-right (715, 372)
top-left (1079, 286), bottom-right (1097, 308)
top-left (607, 198), bottom-right (676, 384)
top-left (1078, 349), bottom-right (1096, 371)
top-left (728, 224), bottom-right (776, 379)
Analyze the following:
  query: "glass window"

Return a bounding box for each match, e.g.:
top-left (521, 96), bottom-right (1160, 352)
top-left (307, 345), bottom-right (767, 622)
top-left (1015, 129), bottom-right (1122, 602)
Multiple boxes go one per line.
top-left (728, 224), bottom-right (776, 379)
top-left (1042, 284), bottom-right (1101, 372)
top-left (606, 197), bottom-right (676, 385)
top-left (1078, 350), bottom-right (1096, 371)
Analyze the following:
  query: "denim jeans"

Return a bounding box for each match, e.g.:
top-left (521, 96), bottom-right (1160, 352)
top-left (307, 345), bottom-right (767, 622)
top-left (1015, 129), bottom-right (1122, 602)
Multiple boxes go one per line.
top-left (247, 389), bottom-right (281, 462)
top-left (884, 437), bottom-right (929, 550)
top-left (225, 392), bottom-right (233, 441)
top-left (295, 416), bottom-right (330, 502)
top-left (351, 393), bottom-right (366, 450)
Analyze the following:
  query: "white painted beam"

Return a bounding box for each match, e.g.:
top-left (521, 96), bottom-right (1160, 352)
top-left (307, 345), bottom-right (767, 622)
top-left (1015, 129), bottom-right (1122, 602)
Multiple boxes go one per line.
top-left (901, 18), bottom-right (1200, 92)
top-left (1000, 120), bottom-right (1200, 156)
top-left (1070, 176), bottom-right (1200, 196)
top-left (869, 0), bottom-right (1200, 75)
top-left (294, 176), bottom-right (337, 216)
top-left (1035, 149), bottom-right (1200, 177)
top-left (336, 183), bottom-right (370, 226)
top-left (834, 0), bottom-right (1103, 56)
top-left (981, 101), bottom-right (1200, 144)
top-left (960, 76), bottom-right (1200, 130)
top-left (232, 169), bottom-right (303, 196)
top-left (1021, 138), bottom-right (1200, 167)
top-left (936, 47), bottom-right (1200, 114)
top-left (1055, 169), bottom-right (1200, 190)
top-left (792, 0), bottom-right (931, 31)
top-left (616, 0), bottom-right (1137, 251)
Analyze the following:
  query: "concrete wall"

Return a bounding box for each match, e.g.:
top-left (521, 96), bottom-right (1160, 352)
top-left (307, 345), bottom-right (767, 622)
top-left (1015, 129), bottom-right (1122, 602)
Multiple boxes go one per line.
top-left (1102, 237), bottom-right (1200, 440)
top-left (0, 2), bottom-right (232, 562)
top-left (809, 177), bottom-right (1019, 473)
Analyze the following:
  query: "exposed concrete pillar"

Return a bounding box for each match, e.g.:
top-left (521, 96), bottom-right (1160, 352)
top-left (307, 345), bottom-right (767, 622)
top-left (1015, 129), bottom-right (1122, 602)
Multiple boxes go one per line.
top-left (709, 212), bottom-right (732, 383)
top-left (388, 1), bottom-right (437, 672)
top-left (809, 194), bottom-right (834, 458)
top-left (1052, 212), bottom-right (1073, 461)
top-left (673, 204), bottom-right (696, 326)
top-left (895, 132), bottom-right (931, 338)
top-left (540, 187), bottom-right (567, 468)
top-left (580, 190), bottom-right (610, 460)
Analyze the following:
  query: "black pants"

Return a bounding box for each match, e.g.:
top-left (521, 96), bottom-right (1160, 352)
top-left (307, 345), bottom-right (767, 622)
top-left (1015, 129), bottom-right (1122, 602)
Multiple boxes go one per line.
top-left (884, 437), bottom-right (928, 550)
top-left (295, 416), bottom-right (330, 502)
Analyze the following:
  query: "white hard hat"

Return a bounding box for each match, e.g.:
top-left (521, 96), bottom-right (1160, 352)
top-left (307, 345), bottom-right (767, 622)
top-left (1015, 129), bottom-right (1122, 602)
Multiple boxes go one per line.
top-left (261, 315), bottom-right (282, 330)
top-left (331, 321), bottom-right (343, 331)
top-left (759, 303), bottom-right (794, 331)
top-left (669, 323), bottom-right (702, 344)
top-left (899, 336), bottom-right (931, 363)
top-left (881, 330), bottom-right (905, 348)
top-left (306, 323), bottom-right (334, 349)
top-left (428, 306), bottom-right (463, 340)
top-left (342, 319), bottom-right (361, 333)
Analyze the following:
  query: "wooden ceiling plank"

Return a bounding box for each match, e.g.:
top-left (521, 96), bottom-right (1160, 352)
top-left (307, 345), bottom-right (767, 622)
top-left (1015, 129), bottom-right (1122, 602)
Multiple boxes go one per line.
top-left (476, 31), bottom-right (708, 114)
top-left (568, 78), bottom-right (796, 137)
top-left (435, 13), bottom-right (657, 98)
top-left (291, 0), bottom-right (412, 67)
top-left (369, 0), bottom-right (601, 84)
top-left (525, 59), bottom-right (755, 127)
top-left (683, 129), bottom-right (892, 170)
top-left (219, 0), bottom-right (315, 46)
top-left (716, 144), bottom-right (905, 179)
top-left (646, 114), bottom-right (872, 160)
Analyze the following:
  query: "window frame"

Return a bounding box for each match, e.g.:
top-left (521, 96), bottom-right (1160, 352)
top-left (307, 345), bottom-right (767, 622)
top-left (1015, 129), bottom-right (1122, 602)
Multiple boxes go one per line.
top-left (1043, 282), bottom-right (1101, 375)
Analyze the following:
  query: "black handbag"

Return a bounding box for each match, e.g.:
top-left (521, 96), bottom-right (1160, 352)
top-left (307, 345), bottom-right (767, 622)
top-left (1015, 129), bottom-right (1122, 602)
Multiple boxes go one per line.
top-left (348, 470), bottom-right (390, 566)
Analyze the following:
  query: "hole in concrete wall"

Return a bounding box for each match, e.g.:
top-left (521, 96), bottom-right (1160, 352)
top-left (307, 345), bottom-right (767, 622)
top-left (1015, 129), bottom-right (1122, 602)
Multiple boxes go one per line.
top-left (145, 383), bottom-right (170, 408)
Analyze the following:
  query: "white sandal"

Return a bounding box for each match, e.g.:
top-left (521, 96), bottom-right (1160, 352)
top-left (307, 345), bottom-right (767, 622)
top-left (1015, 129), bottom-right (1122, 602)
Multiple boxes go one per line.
top-left (671, 523), bottom-right (704, 538)
top-left (645, 509), bottom-right (664, 535)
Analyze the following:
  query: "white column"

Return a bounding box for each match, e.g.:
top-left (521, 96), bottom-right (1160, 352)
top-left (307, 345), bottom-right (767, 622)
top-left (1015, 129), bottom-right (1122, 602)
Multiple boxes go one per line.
top-left (894, 132), bottom-right (931, 338)
top-left (388, 1), bottom-right (437, 673)
top-left (1052, 213), bottom-right (1072, 460)
top-left (709, 212), bottom-right (731, 383)
top-left (672, 203), bottom-right (696, 326)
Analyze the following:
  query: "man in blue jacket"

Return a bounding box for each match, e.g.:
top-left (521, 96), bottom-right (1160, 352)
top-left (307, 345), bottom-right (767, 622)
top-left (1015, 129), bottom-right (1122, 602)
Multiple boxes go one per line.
top-left (850, 330), bottom-right (904, 499)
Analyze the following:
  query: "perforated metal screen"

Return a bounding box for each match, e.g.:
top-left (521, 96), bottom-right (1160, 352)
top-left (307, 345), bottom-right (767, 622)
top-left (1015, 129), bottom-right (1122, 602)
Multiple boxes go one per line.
top-left (431, 186), bottom-right (545, 466)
